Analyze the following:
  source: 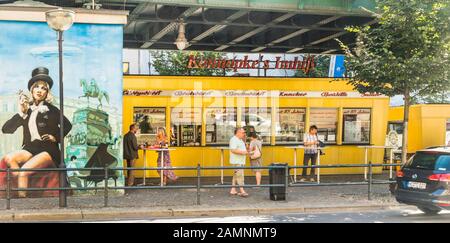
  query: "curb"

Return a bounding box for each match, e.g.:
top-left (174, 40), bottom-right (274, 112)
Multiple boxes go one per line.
top-left (172, 208), bottom-right (260, 217)
top-left (81, 208), bottom-right (173, 220)
top-left (13, 210), bottom-right (83, 222)
top-left (0, 213), bottom-right (14, 222)
top-left (303, 205), bottom-right (400, 213)
top-left (0, 204), bottom-right (404, 222)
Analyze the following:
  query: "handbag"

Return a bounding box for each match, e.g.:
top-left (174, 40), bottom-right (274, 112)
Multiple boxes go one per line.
top-left (250, 143), bottom-right (262, 160)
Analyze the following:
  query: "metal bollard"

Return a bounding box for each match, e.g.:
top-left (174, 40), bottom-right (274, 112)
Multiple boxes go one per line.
top-left (196, 163), bottom-right (201, 205)
top-left (104, 167), bottom-right (109, 207)
top-left (368, 161), bottom-right (373, 200)
top-left (285, 164), bottom-right (289, 187)
top-left (6, 168), bottom-right (11, 210)
top-left (285, 164), bottom-right (289, 200)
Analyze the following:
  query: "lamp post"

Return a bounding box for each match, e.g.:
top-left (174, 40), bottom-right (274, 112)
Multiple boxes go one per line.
top-left (45, 8), bottom-right (75, 208)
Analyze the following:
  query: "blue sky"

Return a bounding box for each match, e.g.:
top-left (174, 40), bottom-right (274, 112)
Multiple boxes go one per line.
top-left (0, 21), bottom-right (123, 107)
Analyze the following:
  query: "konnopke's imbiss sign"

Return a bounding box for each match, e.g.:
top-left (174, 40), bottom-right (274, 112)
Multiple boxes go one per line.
top-left (187, 55), bottom-right (316, 74)
top-left (123, 90), bottom-right (386, 98)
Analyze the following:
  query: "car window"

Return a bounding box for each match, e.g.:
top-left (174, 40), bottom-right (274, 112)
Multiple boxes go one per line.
top-left (405, 152), bottom-right (438, 170)
top-left (435, 155), bottom-right (450, 172)
top-left (405, 153), bottom-right (450, 171)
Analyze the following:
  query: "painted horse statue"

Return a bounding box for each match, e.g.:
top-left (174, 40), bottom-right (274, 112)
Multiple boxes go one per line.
top-left (80, 79), bottom-right (110, 109)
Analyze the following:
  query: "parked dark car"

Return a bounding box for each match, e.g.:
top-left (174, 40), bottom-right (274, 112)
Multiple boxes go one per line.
top-left (394, 147), bottom-right (450, 215)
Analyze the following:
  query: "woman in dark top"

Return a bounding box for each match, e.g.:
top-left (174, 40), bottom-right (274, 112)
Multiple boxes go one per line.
top-left (1, 67), bottom-right (72, 197)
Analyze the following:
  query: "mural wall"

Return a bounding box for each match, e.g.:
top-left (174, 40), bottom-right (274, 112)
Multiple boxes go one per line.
top-left (0, 21), bottom-right (124, 197)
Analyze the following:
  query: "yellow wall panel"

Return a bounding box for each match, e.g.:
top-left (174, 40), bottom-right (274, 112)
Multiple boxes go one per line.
top-left (388, 104), bottom-right (450, 153)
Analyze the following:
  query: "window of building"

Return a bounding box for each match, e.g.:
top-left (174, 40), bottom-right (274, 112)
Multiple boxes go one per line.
top-left (275, 108), bottom-right (306, 144)
top-left (342, 108), bottom-right (371, 144)
top-left (310, 108), bottom-right (338, 143)
top-left (205, 108), bottom-right (237, 145)
top-left (241, 107), bottom-right (272, 144)
top-left (133, 107), bottom-right (166, 145)
top-left (171, 107), bottom-right (202, 147)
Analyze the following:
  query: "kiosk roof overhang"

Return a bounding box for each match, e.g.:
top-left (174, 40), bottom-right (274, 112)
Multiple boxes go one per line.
top-left (1, 0), bottom-right (378, 54)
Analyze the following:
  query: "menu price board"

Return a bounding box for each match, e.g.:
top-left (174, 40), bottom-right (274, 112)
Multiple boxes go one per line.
top-left (276, 108), bottom-right (306, 143)
top-left (133, 107), bottom-right (166, 135)
top-left (343, 108), bottom-right (371, 143)
top-left (310, 108), bottom-right (338, 143)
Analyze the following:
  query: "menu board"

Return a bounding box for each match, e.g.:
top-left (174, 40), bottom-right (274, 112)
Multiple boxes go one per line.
top-left (133, 107), bottom-right (166, 135)
top-left (343, 109), bottom-right (371, 115)
top-left (343, 108), bottom-right (371, 143)
top-left (344, 114), bottom-right (360, 142)
top-left (276, 108), bottom-right (306, 143)
top-left (310, 108), bottom-right (338, 143)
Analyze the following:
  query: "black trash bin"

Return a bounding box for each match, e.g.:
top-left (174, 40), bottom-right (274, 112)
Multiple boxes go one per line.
top-left (269, 163), bottom-right (288, 201)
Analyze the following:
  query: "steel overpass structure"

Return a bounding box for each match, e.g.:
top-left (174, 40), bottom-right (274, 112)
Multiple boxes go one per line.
top-left (1, 0), bottom-right (378, 54)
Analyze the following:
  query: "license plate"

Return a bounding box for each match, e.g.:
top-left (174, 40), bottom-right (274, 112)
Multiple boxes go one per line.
top-left (407, 181), bottom-right (427, 189)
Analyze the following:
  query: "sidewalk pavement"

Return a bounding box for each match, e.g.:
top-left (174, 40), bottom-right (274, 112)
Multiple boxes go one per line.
top-left (0, 174), bottom-right (404, 222)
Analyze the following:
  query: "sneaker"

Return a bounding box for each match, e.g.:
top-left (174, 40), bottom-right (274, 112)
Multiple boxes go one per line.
top-left (310, 178), bottom-right (316, 182)
top-left (299, 178), bottom-right (306, 182)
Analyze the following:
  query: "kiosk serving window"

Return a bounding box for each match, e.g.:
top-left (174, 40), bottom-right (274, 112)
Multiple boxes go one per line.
top-left (205, 108), bottom-right (237, 145)
top-left (171, 107), bottom-right (202, 147)
top-left (275, 108), bottom-right (306, 144)
top-left (310, 108), bottom-right (338, 143)
top-left (241, 107), bottom-right (272, 144)
top-left (133, 107), bottom-right (166, 144)
top-left (343, 108), bottom-right (371, 144)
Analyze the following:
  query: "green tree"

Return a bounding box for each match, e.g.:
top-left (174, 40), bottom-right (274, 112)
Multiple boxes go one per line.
top-left (337, 0), bottom-right (450, 163)
top-left (295, 55), bottom-right (331, 77)
top-left (151, 50), bottom-right (228, 76)
top-left (411, 90), bottom-right (450, 104)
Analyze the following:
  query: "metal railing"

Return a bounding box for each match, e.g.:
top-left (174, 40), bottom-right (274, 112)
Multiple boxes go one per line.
top-left (0, 162), bottom-right (401, 209)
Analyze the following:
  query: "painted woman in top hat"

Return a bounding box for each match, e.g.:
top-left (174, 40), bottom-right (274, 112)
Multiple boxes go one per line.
top-left (1, 67), bottom-right (72, 198)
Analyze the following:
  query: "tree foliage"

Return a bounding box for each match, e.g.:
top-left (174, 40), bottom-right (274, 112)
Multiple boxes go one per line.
top-left (151, 50), bottom-right (228, 76)
top-left (338, 0), bottom-right (450, 98)
top-left (295, 55), bottom-right (331, 77)
top-left (337, 0), bottom-right (450, 163)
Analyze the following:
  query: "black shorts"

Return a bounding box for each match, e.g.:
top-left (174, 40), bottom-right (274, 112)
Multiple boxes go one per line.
top-left (23, 140), bottom-right (61, 166)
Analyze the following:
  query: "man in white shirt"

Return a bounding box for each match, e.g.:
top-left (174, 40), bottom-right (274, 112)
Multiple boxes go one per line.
top-left (229, 127), bottom-right (250, 197)
top-left (301, 125), bottom-right (319, 182)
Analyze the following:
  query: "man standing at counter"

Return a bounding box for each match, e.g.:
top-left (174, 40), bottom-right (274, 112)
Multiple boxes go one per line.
top-left (229, 127), bottom-right (250, 197)
top-left (123, 123), bottom-right (142, 186)
top-left (301, 125), bottom-right (319, 182)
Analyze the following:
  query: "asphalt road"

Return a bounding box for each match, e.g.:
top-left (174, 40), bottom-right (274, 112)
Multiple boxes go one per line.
top-left (84, 207), bottom-right (450, 223)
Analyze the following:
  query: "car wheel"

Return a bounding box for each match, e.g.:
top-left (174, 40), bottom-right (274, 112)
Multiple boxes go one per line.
top-left (418, 206), bottom-right (441, 215)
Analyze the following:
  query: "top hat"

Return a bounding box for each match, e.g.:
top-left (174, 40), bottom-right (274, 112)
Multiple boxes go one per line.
top-left (28, 67), bottom-right (54, 90)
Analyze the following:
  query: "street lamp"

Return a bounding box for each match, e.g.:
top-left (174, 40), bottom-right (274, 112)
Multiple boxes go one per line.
top-left (45, 8), bottom-right (75, 208)
top-left (174, 22), bottom-right (188, 51)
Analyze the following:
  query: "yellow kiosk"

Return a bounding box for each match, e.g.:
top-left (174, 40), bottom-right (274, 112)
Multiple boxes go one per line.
top-left (123, 76), bottom-right (390, 178)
